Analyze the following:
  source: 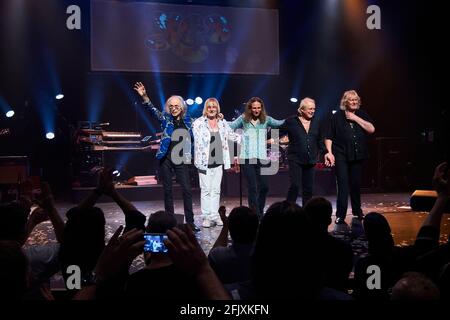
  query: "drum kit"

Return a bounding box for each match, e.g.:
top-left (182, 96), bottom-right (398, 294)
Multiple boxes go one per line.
top-left (0, 128), bottom-right (10, 136)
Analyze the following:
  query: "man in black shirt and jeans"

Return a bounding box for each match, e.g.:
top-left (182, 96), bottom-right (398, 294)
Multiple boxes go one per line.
top-left (324, 90), bottom-right (375, 224)
top-left (280, 97), bottom-right (324, 206)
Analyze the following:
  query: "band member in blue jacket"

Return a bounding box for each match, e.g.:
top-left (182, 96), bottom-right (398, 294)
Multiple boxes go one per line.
top-left (134, 82), bottom-right (199, 232)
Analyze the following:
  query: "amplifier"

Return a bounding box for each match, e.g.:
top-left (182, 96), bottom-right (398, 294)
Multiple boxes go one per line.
top-left (0, 156), bottom-right (29, 184)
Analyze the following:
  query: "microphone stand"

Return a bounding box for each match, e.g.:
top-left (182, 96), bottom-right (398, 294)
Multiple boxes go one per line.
top-left (239, 162), bottom-right (242, 206)
top-left (232, 106), bottom-right (245, 206)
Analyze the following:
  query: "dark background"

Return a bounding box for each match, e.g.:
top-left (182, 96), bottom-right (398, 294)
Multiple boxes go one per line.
top-left (0, 0), bottom-right (447, 195)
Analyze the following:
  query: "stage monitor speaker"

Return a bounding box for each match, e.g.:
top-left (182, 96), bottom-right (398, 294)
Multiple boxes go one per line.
top-left (410, 190), bottom-right (450, 212)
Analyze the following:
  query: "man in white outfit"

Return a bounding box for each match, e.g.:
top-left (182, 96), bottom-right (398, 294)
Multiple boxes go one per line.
top-left (193, 98), bottom-right (239, 228)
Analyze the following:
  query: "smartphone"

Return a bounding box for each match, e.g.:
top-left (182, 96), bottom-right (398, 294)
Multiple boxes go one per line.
top-left (143, 233), bottom-right (168, 253)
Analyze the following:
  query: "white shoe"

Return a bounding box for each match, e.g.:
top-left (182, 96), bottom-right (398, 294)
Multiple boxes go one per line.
top-left (212, 218), bottom-right (223, 227)
top-left (202, 219), bottom-right (212, 228)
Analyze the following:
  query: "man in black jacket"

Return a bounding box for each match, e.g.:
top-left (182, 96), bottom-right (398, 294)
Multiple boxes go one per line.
top-left (280, 97), bottom-right (324, 206)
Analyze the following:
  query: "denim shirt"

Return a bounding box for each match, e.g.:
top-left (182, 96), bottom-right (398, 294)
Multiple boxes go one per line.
top-left (229, 115), bottom-right (285, 160)
top-left (142, 101), bottom-right (194, 161)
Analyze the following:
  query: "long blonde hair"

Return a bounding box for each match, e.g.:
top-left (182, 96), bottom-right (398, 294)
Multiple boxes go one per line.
top-left (340, 90), bottom-right (361, 110)
top-left (202, 98), bottom-right (221, 117)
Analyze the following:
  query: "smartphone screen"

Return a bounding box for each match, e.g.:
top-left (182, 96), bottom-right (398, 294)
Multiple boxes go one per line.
top-left (143, 233), bottom-right (168, 253)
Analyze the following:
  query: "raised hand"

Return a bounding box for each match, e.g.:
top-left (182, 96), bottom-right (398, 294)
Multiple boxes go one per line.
top-left (29, 181), bottom-right (64, 243)
top-left (34, 182), bottom-right (56, 213)
top-left (133, 82), bottom-right (147, 98)
top-left (28, 207), bottom-right (50, 226)
top-left (165, 226), bottom-right (210, 277)
top-left (218, 205), bottom-right (228, 226)
top-left (97, 167), bottom-right (115, 197)
top-left (165, 225), bottom-right (231, 299)
top-left (433, 162), bottom-right (450, 196)
top-left (94, 226), bottom-right (145, 284)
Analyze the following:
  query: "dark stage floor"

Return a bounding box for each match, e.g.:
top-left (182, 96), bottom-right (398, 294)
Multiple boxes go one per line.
top-left (25, 193), bottom-right (449, 289)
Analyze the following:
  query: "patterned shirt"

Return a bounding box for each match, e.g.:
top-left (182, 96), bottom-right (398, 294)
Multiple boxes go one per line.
top-left (192, 116), bottom-right (239, 171)
top-left (142, 101), bottom-right (194, 161)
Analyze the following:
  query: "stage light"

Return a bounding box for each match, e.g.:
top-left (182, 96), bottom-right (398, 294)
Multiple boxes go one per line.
top-left (332, 110), bottom-right (337, 114)
top-left (55, 94), bottom-right (64, 100)
top-left (195, 97), bottom-right (203, 104)
top-left (112, 170), bottom-right (121, 177)
top-left (46, 132), bottom-right (55, 140)
top-left (6, 110), bottom-right (15, 118)
top-left (186, 98), bottom-right (194, 105)
top-left (290, 97), bottom-right (298, 103)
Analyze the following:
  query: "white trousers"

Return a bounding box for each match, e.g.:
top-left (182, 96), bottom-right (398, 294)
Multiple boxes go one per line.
top-left (199, 165), bottom-right (223, 220)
